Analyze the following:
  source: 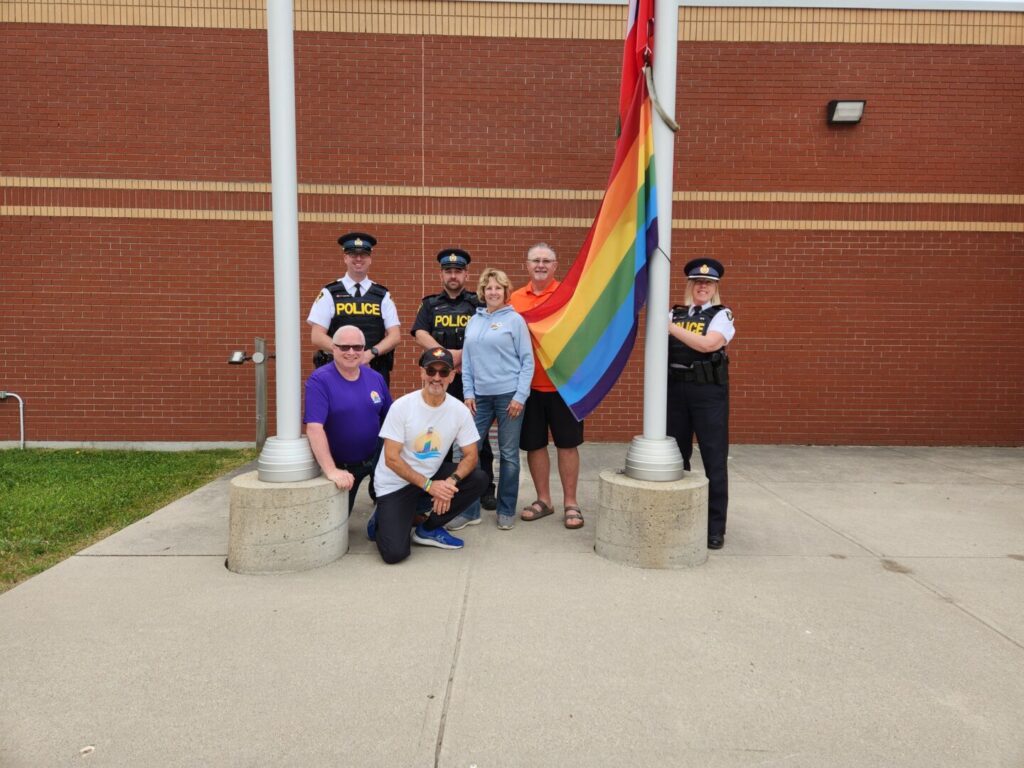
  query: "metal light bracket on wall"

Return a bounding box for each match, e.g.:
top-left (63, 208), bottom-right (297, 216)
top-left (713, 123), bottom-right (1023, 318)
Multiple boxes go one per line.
top-left (227, 338), bottom-right (274, 449)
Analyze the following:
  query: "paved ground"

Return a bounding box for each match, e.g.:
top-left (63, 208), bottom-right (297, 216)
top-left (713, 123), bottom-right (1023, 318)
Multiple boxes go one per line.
top-left (2, 444), bottom-right (1023, 767)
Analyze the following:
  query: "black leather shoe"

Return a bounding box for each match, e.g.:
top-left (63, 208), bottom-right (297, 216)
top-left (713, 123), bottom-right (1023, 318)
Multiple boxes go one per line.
top-left (707, 535), bottom-right (724, 550)
top-left (480, 488), bottom-right (497, 511)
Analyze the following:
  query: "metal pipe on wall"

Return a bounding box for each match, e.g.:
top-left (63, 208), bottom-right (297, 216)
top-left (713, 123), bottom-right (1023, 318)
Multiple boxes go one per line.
top-left (0, 391), bottom-right (26, 449)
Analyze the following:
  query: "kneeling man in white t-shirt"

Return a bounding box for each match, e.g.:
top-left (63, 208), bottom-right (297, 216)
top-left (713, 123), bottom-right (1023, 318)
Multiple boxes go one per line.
top-left (370, 347), bottom-right (488, 563)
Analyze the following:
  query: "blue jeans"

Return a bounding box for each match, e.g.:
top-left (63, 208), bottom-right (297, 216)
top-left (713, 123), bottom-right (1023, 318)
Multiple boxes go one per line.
top-left (464, 392), bottom-right (524, 520)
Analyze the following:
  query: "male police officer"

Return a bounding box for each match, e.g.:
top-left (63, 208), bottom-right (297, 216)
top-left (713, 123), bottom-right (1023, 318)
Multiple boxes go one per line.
top-left (411, 248), bottom-right (496, 509)
top-left (308, 231), bottom-right (401, 387)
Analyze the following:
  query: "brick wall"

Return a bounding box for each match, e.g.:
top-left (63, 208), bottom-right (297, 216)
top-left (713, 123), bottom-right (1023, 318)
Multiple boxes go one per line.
top-left (1, 12), bottom-right (1022, 446)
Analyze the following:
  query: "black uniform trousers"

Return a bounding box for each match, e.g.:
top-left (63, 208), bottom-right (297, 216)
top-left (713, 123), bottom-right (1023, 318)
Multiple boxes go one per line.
top-left (369, 357), bottom-right (391, 389)
top-left (375, 462), bottom-right (488, 564)
top-left (444, 373), bottom-right (495, 492)
top-left (667, 378), bottom-right (729, 537)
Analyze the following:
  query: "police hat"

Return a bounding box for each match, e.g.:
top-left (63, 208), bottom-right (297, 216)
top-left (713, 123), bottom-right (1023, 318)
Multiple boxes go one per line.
top-left (436, 248), bottom-right (471, 270)
top-left (683, 258), bottom-right (725, 281)
top-left (419, 347), bottom-right (455, 370)
top-left (337, 232), bottom-right (377, 254)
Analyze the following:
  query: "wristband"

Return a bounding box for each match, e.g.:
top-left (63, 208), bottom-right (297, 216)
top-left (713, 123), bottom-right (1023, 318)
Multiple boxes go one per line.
top-left (423, 478), bottom-right (432, 492)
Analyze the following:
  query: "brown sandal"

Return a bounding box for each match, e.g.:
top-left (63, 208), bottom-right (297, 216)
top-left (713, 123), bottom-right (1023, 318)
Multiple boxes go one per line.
top-left (564, 505), bottom-right (585, 529)
top-left (521, 500), bottom-right (554, 521)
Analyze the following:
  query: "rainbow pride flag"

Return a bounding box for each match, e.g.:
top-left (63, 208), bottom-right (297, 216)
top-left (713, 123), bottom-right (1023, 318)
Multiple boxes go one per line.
top-left (520, 2), bottom-right (658, 420)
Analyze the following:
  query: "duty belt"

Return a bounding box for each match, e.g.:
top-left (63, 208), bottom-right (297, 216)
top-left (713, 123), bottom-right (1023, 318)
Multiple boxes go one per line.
top-left (669, 354), bottom-right (729, 385)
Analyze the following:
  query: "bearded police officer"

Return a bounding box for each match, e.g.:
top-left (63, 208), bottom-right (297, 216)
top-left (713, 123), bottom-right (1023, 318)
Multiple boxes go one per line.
top-left (667, 258), bottom-right (736, 551)
top-left (308, 231), bottom-right (401, 387)
top-left (411, 248), bottom-right (496, 509)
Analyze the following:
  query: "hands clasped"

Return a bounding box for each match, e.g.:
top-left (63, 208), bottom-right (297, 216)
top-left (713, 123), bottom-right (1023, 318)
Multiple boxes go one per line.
top-left (427, 476), bottom-right (459, 515)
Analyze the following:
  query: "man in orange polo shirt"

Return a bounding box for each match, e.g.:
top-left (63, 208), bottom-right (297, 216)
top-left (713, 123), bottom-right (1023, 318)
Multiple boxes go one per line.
top-left (509, 243), bottom-right (585, 530)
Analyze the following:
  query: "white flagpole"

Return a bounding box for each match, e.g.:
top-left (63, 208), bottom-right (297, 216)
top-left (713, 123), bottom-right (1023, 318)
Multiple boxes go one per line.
top-left (624, 0), bottom-right (685, 481)
top-left (257, 0), bottom-right (317, 482)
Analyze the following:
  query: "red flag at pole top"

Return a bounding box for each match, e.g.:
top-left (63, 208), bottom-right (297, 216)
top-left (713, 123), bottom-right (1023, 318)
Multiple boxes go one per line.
top-left (618, 0), bottom-right (655, 132)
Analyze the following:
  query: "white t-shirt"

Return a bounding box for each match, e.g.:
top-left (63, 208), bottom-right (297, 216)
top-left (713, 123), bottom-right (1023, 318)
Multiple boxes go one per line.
top-left (373, 390), bottom-right (480, 497)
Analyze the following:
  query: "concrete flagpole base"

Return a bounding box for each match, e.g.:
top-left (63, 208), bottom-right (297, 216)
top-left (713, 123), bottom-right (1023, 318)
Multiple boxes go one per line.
top-left (595, 469), bottom-right (709, 569)
top-left (227, 470), bottom-right (347, 574)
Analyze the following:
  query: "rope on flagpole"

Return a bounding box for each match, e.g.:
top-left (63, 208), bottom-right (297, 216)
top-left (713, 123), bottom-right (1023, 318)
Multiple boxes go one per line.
top-left (644, 66), bottom-right (679, 133)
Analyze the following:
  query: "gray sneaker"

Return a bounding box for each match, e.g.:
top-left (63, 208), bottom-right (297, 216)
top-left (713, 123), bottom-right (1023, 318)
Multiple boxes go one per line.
top-left (497, 514), bottom-right (515, 530)
top-left (446, 513), bottom-right (482, 532)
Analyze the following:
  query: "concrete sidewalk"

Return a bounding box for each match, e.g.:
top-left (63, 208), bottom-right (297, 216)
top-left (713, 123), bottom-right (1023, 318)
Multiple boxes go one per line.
top-left (2, 444), bottom-right (1023, 767)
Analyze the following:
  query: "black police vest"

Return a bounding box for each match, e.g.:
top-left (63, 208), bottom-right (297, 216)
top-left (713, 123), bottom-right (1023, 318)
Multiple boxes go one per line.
top-left (669, 304), bottom-right (728, 366)
top-left (325, 281), bottom-right (388, 346)
top-left (422, 291), bottom-right (479, 350)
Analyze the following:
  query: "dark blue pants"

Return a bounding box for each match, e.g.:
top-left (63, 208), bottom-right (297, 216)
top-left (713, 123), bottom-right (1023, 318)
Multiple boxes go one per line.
top-left (375, 462), bottom-right (488, 564)
top-left (667, 380), bottom-right (729, 537)
top-left (338, 439), bottom-right (383, 515)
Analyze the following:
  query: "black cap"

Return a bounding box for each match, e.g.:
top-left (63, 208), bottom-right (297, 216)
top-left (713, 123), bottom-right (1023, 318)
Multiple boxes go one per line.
top-left (436, 248), bottom-right (471, 269)
top-left (419, 347), bottom-right (455, 370)
top-left (683, 258), bottom-right (725, 281)
top-left (337, 232), bottom-right (377, 253)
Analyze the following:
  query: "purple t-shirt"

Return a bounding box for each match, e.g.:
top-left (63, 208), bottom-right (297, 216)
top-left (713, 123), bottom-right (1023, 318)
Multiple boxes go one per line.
top-left (304, 364), bottom-right (392, 465)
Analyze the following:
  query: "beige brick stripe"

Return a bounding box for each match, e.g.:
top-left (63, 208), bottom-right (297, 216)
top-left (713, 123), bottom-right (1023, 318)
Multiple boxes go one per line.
top-left (2, 206), bottom-right (1022, 232)
top-left (3, 176), bottom-right (1022, 206)
top-left (1, 1), bottom-right (1021, 45)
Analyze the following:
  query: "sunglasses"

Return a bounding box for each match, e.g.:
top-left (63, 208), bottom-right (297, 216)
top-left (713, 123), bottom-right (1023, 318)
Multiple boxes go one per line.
top-left (334, 344), bottom-right (365, 352)
top-left (425, 366), bottom-right (452, 378)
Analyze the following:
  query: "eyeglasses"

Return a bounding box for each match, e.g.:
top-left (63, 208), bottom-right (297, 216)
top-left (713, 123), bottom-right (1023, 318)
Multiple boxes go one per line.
top-left (425, 366), bottom-right (452, 378)
top-left (334, 344), bottom-right (365, 352)
top-left (528, 258), bottom-right (555, 265)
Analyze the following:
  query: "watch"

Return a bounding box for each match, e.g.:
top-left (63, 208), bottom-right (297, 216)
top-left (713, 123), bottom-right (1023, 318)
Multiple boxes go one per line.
top-left (450, 473), bottom-right (463, 483)
top-left (370, 346), bottom-right (380, 357)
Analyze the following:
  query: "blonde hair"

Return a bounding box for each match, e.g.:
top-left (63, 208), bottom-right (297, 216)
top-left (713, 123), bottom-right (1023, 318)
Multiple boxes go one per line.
top-left (477, 268), bottom-right (512, 304)
top-left (683, 279), bottom-right (722, 307)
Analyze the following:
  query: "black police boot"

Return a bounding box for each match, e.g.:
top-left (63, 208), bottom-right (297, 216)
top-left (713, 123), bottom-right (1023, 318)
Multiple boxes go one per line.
top-left (480, 485), bottom-right (497, 511)
top-left (707, 535), bottom-right (724, 550)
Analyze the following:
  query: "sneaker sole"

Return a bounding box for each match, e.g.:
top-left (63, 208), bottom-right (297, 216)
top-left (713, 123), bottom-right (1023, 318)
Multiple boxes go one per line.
top-left (446, 517), bottom-right (482, 532)
top-left (411, 533), bottom-right (463, 550)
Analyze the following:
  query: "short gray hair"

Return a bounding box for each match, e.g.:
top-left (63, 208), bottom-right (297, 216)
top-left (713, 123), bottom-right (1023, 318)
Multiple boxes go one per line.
top-left (527, 242), bottom-right (557, 261)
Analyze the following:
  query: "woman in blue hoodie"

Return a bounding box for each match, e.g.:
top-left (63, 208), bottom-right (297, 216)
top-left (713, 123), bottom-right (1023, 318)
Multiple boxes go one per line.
top-left (448, 268), bottom-right (534, 530)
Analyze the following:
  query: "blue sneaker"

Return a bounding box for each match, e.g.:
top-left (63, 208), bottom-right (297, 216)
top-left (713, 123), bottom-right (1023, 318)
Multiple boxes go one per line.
top-left (412, 523), bottom-right (464, 550)
top-left (446, 513), bottom-right (482, 532)
top-left (366, 508), bottom-right (377, 542)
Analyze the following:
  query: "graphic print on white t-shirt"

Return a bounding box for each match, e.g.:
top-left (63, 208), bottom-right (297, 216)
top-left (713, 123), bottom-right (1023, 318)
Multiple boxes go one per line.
top-left (373, 391), bottom-right (480, 498)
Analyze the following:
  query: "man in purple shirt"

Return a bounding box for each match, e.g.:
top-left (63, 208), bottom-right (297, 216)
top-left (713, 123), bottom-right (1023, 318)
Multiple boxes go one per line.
top-left (305, 325), bottom-right (392, 514)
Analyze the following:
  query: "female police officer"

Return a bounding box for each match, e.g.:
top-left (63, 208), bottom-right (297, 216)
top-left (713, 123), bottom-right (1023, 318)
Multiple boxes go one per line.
top-left (667, 258), bottom-right (735, 550)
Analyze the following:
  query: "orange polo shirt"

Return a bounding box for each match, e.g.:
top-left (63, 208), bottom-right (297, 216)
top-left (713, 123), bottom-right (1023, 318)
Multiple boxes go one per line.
top-left (510, 279), bottom-right (559, 392)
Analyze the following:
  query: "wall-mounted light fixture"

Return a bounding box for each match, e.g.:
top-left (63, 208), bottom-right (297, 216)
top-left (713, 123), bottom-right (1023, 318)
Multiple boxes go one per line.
top-left (827, 100), bottom-right (866, 124)
top-left (227, 338), bottom-right (274, 448)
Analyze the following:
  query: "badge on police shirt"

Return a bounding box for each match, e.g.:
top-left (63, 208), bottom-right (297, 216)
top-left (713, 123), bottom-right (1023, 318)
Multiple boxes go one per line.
top-left (370, 390), bottom-right (382, 404)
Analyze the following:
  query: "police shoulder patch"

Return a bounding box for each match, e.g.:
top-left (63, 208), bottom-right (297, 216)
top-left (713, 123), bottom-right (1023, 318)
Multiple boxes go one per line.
top-left (725, 309), bottom-right (734, 321)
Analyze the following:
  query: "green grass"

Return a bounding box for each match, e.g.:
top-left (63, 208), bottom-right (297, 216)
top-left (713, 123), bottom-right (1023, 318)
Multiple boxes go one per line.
top-left (0, 448), bottom-right (257, 592)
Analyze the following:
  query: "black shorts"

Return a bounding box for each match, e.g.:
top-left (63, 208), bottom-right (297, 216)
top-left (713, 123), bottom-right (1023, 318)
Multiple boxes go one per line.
top-left (519, 389), bottom-right (584, 451)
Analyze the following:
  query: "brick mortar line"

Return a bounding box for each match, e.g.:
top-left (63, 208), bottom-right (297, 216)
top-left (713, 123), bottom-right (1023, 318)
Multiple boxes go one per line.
top-left (2, 177), bottom-right (1022, 206)
top-left (2, 206), bottom-right (1022, 231)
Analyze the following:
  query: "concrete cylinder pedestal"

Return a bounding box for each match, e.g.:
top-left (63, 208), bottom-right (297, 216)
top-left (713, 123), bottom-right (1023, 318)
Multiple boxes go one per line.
top-left (595, 469), bottom-right (709, 569)
top-left (228, 471), bottom-right (347, 574)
